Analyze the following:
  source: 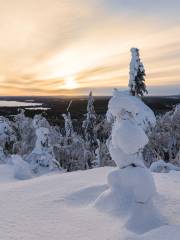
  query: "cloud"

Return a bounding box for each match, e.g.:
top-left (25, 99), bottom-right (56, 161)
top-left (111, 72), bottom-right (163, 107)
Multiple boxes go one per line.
top-left (0, 0), bottom-right (179, 96)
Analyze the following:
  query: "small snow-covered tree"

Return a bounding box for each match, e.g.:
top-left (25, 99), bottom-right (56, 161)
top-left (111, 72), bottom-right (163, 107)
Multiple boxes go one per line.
top-left (144, 104), bottom-right (180, 166)
top-left (128, 48), bottom-right (148, 96)
top-left (83, 91), bottom-right (98, 167)
top-left (0, 146), bottom-right (5, 163)
top-left (94, 139), bottom-right (113, 167)
top-left (0, 116), bottom-right (16, 157)
top-left (32, 114), bottom-right (50, 129)
top-left (13, 109), bottom-right (35, 155)
top-left (62, 112), bottom-right (74, 140)
top-left (83, 91), bottom-right (97, 147)
top-left (59, 112), bottom-right (87, 171)
top-left (65, 135), bottom-right (87, 172)
top-left (33, 113), bottom-right (63, 150)
top-left (26, 127), bottom-right (58, 173)
top-left (94, 117), bottom-right (114, 167)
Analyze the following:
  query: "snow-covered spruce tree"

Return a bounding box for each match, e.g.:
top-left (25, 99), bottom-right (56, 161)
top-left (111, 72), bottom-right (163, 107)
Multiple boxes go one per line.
top-left (26, 127), bottom-right (59, 173)
top-left (60, 112), bottom-right (87, 171)
top-left (94, 117), bottom-right (114, 167)
top-left (144, 104), bottom-right (180, 166)
top-left (129, 48), bottom-right (148, 96)
top-left (13, 109), bottom-right (36, 156)
top-left (62, 112), bottom-right (74, 141)
top-left (93, 105), bottom-right (117, 167)
top-left (32, 114), bottom-right (51, 129)
top-left (0, 146), bottom-right (5, 163)
top-left (83, 91), bottom-right (98, 167)
top-left (0, 116), bottom-right (16, 160)
top-left (95, 89), bottom-right (164, 233)
top-left (33, 113), bottom-right (63, 153)
top-left (25, 115), bottom-right (59, 173)
top-left (94, 139), bottom-right (113, 167)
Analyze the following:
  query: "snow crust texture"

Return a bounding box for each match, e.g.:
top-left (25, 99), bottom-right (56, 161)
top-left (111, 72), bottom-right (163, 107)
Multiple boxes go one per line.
top-left (1, 166), bottom-right (180, 240)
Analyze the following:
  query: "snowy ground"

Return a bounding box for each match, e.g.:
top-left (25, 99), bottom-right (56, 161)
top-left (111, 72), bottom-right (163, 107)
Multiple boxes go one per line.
top-left (1, 165), bottom-right (180, 240)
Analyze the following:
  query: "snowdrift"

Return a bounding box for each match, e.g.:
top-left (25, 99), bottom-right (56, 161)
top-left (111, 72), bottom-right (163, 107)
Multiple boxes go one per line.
top-left (1, 166), bottom-right (180, 240)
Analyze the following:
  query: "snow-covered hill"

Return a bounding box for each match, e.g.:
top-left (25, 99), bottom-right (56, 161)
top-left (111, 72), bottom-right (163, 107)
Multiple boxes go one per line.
top-left (1, 165), bottom-right (180, 240)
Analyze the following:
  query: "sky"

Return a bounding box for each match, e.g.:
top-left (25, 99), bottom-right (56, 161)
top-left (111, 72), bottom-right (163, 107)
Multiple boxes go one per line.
top-left (0, 0), bottom-right (180, 96)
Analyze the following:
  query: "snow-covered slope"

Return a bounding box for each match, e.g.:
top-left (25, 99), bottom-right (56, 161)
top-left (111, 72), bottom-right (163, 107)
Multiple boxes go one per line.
top-left (1, 165), bottom-right (180, 240)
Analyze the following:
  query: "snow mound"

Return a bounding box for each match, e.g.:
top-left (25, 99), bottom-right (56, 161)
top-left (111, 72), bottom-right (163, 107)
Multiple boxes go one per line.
top-left (150, 160), bottom-right (180, 173)
top-left (0, 164), bottom-right (15, 182)
top-left (11, 155), bottom-right (32, 180)
top-left (0, 166), bottom-right (180, 240)
top-left (94, 167), bottom-right (165, 234)
top-left (66, 184), bottom-right (108, 206)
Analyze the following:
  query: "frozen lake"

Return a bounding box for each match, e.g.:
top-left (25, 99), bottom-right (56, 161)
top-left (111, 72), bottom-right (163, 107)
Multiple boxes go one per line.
top-left (25, 107), bottom-right (50, 111)
top-left (0, 101), bottom-right (42, 107)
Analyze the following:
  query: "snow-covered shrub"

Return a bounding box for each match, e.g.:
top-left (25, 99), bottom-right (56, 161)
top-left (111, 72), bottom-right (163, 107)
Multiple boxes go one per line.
top-left (10, 111), bottom-right (63, 174)
top-left (67, 135), bottom-right (88, 171)
top-left (59, 114), bottom-right (88, 171)
top-left (62, 112), bottom-right (74, 141)
top-left (13, 109), bottom-right (36, 155)
top-left (26, 127), bottom-right (59, 173)
top-left (55, 110), bottom-right (95, 171)
top-left (50, 125), bottom-right (63, 147)
top-left (0, 146), bottom-right (6, 163)
top-left (150, 160), bottom-right (180, 173)
top-left (94, 117), bottom-right (114, 167)
top-left (0, 116), bottom-right (16, 157)
top-left (94, 139), bottom-right (114, 167)
top-left (32, 114), bottom-right (51, 129)
top-left (144, 104), bottom-right (180, 166)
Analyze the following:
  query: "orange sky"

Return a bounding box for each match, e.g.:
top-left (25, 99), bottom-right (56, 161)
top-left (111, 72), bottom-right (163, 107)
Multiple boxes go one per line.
top-left (0, 0), bottom-right (180, 96)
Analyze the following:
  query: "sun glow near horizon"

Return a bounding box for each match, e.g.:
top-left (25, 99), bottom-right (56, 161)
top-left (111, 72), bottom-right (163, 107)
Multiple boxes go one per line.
top-left (62, 76), bottom-right (79, 90)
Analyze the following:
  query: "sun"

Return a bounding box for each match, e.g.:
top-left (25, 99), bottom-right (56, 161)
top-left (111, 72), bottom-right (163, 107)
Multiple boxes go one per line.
top-left (63, 76), bottom-right (79, 89)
